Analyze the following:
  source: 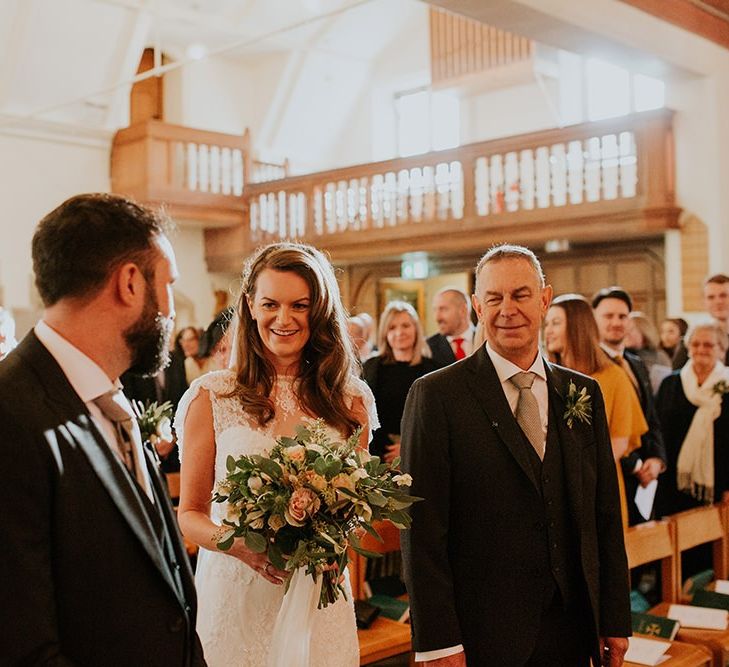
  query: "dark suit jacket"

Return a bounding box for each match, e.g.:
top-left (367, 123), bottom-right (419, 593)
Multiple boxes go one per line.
top-left (621, 351), bottom-right (667, 524)
top-left (400, 347), bottom-right (631, 666)
top-left (0, 332), bottom-right (205, 666)
top-left (426, 333), bottom-right (456, 368)
top-left (121, 351), bottom-right (188, 473)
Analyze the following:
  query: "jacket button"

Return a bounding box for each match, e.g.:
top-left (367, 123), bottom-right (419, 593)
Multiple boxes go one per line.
top-left (169, 616), bottom-right (184, 633)
top-left (185, 605), bottom-right (192, 614)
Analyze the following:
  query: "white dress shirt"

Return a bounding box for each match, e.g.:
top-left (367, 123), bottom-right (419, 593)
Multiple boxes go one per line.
top-left (446, 324), bottom-right (477, 358)
top-left (35, 320), bottom-right (153, 499)
top-left (415, 342), bottom-right (548, 663)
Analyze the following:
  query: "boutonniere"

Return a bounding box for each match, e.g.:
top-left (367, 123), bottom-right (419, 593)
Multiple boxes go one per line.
top-left (563, 380), bottom-right (592, 428)
top-left (712, 380), bottom-right (729, 397)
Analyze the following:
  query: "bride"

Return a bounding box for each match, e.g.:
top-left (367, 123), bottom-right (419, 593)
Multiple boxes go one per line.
top-left (175, 242), bottom-right (377, 666)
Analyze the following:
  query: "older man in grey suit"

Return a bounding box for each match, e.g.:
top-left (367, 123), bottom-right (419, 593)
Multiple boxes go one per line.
top-left (401, 244), bottom-right (630, 667)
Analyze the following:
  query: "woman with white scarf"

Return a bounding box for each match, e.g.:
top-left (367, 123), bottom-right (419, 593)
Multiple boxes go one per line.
top-left (655, 321), bottom-right (729, 520)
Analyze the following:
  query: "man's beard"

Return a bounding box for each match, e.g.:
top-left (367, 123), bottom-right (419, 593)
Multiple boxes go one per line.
top-left (124, 283), bottom-right (174, 377)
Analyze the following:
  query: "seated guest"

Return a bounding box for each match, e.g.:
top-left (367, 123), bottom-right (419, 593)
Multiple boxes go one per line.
top-left (0, 307), bottom-right (18, 360)
top-left (363, 301), bottom-right (438, 462)
top-left (655, 321), bottom-right (729, 517)
top-left (660, 317), bottom-right (689, 369)
top-left (426, 287), bottom-right (475, 367)
top-left (625, 312), bottom-right (673, 393)
top-left (545, 294), bottom-right (647, 525)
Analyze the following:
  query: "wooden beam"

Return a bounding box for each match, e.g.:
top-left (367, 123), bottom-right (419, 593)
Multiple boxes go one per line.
top-left (619, 0), bottom-right (729, 50)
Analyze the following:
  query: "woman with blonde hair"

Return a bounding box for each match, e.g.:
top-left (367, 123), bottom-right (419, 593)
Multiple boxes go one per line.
top-left (175, 242), bottom-right (378, 666)
top-left (544, 294), bottom-right (647, 525)
top-left (363, 301), bottom-right (438, 463)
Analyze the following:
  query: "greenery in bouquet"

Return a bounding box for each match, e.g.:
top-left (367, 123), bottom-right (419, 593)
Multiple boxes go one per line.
top-left (132, 399), bottom-right (174, 445)
top-left (212, 419), bottom-right (420, 608)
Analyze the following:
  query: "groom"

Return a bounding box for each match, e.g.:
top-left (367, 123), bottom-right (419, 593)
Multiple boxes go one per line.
top-left (401, 244), bottom-right (631, 666)
top-left (0, 194), bottom-right (205, 665)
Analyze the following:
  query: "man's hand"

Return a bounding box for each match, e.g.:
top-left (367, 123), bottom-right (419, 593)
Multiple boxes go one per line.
top-left (600, 636), bottom-right (628, 666)
top-left (635, 457), bottom-right (664, 487)
top-left (423, 652), bottom-right (467, 667)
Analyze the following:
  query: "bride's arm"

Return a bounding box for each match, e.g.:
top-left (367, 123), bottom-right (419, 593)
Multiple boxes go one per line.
top-left (177, 390), bottom-right (286, 583)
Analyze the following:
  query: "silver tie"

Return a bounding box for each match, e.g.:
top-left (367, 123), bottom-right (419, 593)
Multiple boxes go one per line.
top-left (93, 389), bottom-right (148, 492)
top-left (509, 372), bottom-right (544, 460)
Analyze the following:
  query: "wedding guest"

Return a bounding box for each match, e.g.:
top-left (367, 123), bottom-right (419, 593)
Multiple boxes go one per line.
top-left (426, 287), bottom-right (475, 367)
top-left (591, 287), bottom-right (666, 526)
top-left (401, 245), bottom-right (630, 667)
top-left (0, 307), bottom-right (18, 360)
top-left (545, 293), bottom-right (647, 525)
top-left (660, 317), bottom-right (689, 369)
top-left (625, 312), bottom-right (672, 379)
top-left (0, 193), bottom-right (204, 665)
top-left (358, 311), bottom-right (376, 353)
top-left (362, 301), bottom-right (437, 462)
top-left (176, 326), bottom-right (201, 360)
top-left (704, 274), bottom-right (729, 364)
top-left (654, 321), bottom-right (729, 516)
top-left (184, 309), bottom-right (232, 383)
top-left (176, 242), bottom-right (377, 666)
top-left (347, 315), bottom-right (372, 361)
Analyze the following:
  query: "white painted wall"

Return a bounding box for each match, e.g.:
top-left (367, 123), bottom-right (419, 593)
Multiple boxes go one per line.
top-left (0, 132), bottom-right (109, 334)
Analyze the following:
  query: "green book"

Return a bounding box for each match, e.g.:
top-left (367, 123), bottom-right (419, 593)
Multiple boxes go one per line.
top-left (692, 588), bottom-right (729, 612)
top-left (368, 594), bottom-right (410, 623)
top-left (682, 568), bottom-right (714, 596)
top-left (631, 612), bottom-right (679, 640)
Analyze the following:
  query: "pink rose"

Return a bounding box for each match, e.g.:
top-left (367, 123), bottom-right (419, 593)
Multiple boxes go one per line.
top-left (285, 488), bottom-right (321, 526)
top-left (285, 445), bottom-right (306, 463)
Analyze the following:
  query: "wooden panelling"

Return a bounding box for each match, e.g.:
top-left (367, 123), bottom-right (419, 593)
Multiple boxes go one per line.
top-left (680, 214), bottom-right (709, 312)
top-left (430, 7), bottom-right (533, 84)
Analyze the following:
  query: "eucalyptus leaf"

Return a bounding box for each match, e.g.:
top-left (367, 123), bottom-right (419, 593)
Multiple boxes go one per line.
top-left (244, 531), bottom-right (268, 553)
top-left (366, 491), bottom-right (388, 507)
top-left (217, 534), bottom-right (235, 551)
top-left (226, 455), bottom-right (236, 473)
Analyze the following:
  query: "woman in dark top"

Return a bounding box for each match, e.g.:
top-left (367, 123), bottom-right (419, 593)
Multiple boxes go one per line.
top-left (363, 301), bottom-right (438, 462)
top-left (655, 321), bottom-right (729, 518)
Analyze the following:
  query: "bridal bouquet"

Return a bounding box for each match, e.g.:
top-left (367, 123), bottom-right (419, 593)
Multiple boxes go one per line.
top-left (212, 419), bottom-right (420, 608)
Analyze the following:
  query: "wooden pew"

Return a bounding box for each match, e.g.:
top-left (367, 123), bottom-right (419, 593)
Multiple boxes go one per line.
top-left (650, 505), bottom-right (729, 667)
top-left (623, 521), bottom-right (712, 666)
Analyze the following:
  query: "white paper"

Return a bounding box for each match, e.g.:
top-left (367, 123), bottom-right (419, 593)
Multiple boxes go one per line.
top-left (667, 603), bottom-right (728, 630)
top-left (634, 478), bottom-right (658, 521)
top-left (624, 636), bottom-right (671, 666)
top-left (714, 580), bottom-right (729, 595)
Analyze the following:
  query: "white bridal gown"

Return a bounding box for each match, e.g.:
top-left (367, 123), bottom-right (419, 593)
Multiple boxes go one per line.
top-left (175, 369), bottom-right (378, 667)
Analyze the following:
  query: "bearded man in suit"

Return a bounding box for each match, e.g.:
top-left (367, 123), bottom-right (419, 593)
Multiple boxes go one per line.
top-left (401, 244), bottom-right (631, 667)
top-left (0, 193), bottom-right (205, 666)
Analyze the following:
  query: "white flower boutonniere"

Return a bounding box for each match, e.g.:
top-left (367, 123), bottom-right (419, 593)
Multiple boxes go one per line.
top-left (712, 380), bottom-right (729, 397)
top-left (563, 380), bottom-right (592, 428)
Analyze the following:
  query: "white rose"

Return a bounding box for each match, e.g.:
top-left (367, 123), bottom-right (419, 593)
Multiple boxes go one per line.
top-left (285, 445), bottom-right (306, 463)
top-left (156, 416), bottom-right (173, 442)
top-left (350, 468), bottom-right (368, 482)
top-left (248, 476), bottom-right (263, 493)
top-left (392, 473), bottom-right (413, 487)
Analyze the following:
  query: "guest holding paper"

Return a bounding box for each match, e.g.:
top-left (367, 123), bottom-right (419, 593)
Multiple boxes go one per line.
top-left (654, 321), bottom-right (729, 518)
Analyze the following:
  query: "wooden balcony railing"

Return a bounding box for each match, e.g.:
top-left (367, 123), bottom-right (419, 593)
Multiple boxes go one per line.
top-left (111, 121), bottom-right (287, 226)
top-left (210, 109), bottom-right (677, 268)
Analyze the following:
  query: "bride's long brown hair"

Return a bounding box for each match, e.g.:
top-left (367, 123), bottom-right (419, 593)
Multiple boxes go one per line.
top-left (228, 242), bottom-right (360, 435)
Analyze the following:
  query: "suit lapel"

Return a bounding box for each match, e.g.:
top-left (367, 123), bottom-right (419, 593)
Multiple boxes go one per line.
top-left (544, 361), bottom-right (584, 522)
top-left (19, 332), bottom-right (179, 596)
top-left (465, 348), bottom-right (540, 491)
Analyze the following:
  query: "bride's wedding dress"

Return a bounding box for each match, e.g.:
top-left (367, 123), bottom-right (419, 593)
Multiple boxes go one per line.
top-left (175, 369), bottom-right (378, 667)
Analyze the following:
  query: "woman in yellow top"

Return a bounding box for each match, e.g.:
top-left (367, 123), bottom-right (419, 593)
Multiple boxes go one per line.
top-left (544, 293), bottom-right (648, 526)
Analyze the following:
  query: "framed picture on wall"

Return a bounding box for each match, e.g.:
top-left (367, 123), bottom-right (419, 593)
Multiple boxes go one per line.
top-left (377, 279), bottom-right (425, 321)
